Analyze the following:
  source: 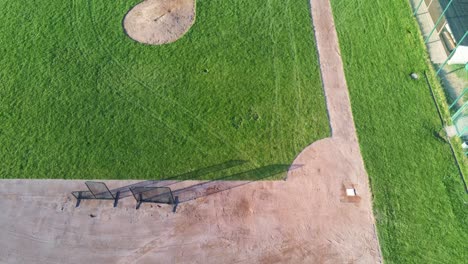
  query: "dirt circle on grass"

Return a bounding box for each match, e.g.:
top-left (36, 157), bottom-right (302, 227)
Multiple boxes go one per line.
top-left (123, 0), bottom-right (195, 45)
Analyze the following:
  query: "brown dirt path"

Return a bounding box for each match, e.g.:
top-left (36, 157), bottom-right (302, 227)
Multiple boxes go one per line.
top-left (0, 0), bottom-right (382, 263)
top-left (123, 0), bottom-right (195, 45)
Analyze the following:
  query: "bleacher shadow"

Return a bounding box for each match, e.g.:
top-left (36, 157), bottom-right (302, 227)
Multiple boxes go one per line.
top-left (172, 164), bottom-right (302, 204)
top-left (107, 160), bottom-right (247, 199)
top-left (73, 161), bottom-right (302, 210)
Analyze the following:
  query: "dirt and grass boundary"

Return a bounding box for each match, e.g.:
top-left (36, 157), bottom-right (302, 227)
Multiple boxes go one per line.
top-left (331, 0), bottom-right (468, 262)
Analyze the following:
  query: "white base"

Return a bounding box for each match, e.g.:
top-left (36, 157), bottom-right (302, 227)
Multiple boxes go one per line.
top-left (346, 188), bottom-right (356, 196)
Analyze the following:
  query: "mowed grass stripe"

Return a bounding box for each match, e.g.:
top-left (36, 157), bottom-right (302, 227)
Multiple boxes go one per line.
top-left (0, 0), bottom-right (328, 179)
top-left (331, 0), bottom-right (468, 262)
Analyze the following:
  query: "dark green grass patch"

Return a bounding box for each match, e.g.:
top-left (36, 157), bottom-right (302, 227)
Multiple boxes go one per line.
top-left (331, 0), bottom-right (468, 262)
top-left (0, 0), bottom-right (328, 179)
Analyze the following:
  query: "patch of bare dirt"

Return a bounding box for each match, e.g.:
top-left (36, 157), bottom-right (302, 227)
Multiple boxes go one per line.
top-left (123, 0), bottom-right (195, 45)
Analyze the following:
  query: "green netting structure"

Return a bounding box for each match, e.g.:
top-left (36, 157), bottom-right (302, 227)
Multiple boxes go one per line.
top-left (452, 98), bottom-right (468, 139)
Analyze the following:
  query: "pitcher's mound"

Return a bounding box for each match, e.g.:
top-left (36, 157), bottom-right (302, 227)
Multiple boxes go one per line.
top-left (123, 0), bottom-right (195, 45)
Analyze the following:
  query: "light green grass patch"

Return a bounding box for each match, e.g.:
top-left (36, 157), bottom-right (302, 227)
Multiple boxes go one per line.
top-left (0, 0), bottom-right (328, 179)
top-left (330, 0), bottom-right (468, 262)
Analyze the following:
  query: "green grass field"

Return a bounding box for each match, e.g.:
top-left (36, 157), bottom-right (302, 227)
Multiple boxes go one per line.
top-left (0, 0), bottom-right (329, 179)
top-left (331, 0), bottom-right (468, 262)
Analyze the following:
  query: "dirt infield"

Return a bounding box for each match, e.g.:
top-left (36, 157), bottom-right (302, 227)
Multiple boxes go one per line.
top-left (0, 137), bottom-right (379, 263)
top-left (0, 0), bottom-right (381, 263)
top-left (123, 0), bottom-right (195, 45)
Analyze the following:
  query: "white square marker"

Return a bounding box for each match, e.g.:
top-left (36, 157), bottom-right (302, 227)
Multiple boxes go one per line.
top-left (346, 188), bottom-right (356, 196)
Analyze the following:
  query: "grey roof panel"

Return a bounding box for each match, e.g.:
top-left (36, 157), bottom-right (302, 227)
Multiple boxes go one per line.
top-left (440, 0), bottom-right (468, 45)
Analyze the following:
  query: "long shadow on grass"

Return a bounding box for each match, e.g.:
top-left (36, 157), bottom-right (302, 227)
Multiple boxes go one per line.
top-left (74, 162), bottom-right (301, 208)
top-left (172, 163), bottom-right (301, 204)
top-left (135, 163), bottom-right (301, 211)
top-left (108, 159), bottom-right (247, 199)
